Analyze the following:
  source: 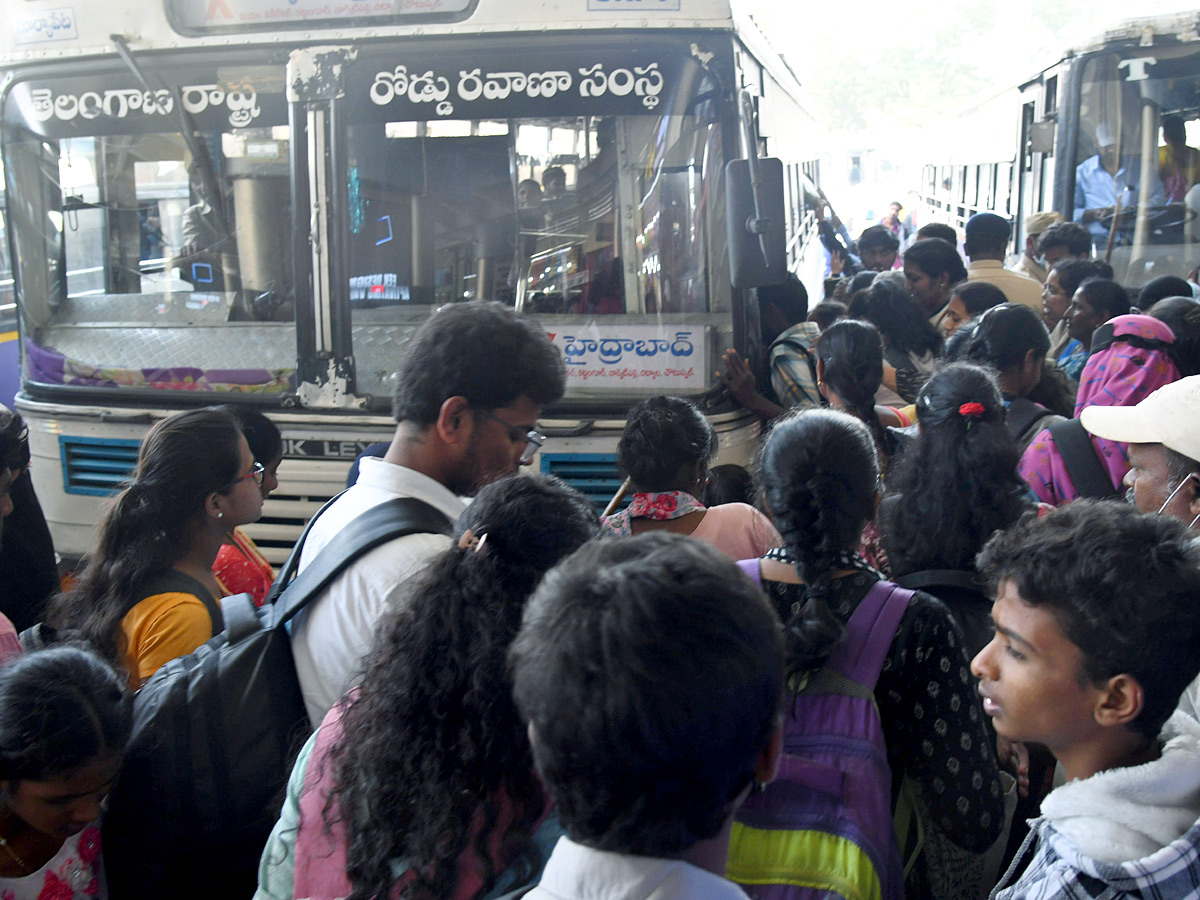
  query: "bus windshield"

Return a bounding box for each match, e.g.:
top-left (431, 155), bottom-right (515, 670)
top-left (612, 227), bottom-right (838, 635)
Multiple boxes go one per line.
top-left (1072, 42), bottom-right (1200, 287)
top-left (2, 38), bottom-right (730, 403)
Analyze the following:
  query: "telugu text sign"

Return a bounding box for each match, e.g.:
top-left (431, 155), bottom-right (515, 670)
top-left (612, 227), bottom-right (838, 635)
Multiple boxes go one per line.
top-left (549, 326), bottom-right (706, 391)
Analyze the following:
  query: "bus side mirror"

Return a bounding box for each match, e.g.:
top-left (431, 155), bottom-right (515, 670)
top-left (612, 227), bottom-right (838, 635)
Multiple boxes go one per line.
top-left (725, 157), bottom-right (787, 289)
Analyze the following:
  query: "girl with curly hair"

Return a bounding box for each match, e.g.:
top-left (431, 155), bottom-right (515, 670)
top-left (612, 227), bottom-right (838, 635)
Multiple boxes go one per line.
top-left (255, 474), bottom-right (599, 900)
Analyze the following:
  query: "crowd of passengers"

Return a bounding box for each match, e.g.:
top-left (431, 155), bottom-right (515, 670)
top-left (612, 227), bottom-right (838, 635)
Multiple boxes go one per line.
top-left (0, 233), bottom-right (1198, 900)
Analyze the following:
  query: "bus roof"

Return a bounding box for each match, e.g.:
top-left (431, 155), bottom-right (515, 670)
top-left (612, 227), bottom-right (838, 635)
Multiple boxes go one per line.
top-left (1, 0), bottom-right (773, 63)
top-left (1069, 13), bottom-right (1200, 56)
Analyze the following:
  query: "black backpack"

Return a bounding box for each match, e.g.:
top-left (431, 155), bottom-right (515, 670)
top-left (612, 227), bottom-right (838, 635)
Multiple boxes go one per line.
top-left (103, 495), bottom-right (453, 900)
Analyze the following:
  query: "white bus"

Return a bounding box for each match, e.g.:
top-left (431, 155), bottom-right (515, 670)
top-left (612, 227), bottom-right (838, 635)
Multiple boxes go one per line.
top-left (0, 0), bottom-right (826, 562)
top-left (917, 13), bottom-right (1200, 290)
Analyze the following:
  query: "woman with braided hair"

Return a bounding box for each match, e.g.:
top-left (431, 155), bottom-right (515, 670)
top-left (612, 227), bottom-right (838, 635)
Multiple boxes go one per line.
top-left (815, 319), bottom-right (912, 459)
top-left (48, 408), bottom-right (263, 687)
top-left (742, 409), bottom-right (1003, 898)
top-left (255, 474), bottom-right (598, 900)
top-left (599, 395), bottom-right (780, 560)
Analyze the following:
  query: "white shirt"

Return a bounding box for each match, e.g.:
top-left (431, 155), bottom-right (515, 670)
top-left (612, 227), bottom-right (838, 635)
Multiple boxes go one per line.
top-left (289, 458), bottom-right (466, 725)
top-left (526, 836), bottom-right (752, 900)
top-left (967, 259), bottom-right (1044, 312)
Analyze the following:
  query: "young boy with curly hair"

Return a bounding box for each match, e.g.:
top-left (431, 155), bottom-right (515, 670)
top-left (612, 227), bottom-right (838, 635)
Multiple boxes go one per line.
top-left (972, 501), bottom-right (1200, 899)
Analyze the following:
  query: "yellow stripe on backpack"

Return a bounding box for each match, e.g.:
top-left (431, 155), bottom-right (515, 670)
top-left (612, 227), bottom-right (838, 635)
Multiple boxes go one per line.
top-left (727, 821), bottom-right (883, 900)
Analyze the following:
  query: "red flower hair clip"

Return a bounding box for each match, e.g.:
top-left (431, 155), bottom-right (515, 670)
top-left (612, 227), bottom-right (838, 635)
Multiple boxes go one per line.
top-left (958, 402), bottom-right (986, 428)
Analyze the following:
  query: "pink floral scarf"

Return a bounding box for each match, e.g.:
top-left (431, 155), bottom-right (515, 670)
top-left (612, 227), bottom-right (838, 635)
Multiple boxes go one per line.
top-left (600, 491), bottom-right (707, 536)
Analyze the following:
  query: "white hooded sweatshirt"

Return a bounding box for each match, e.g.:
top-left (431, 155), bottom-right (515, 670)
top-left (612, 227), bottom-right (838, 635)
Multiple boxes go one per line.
top-left (1040, 712), bottom-right (1200, 864)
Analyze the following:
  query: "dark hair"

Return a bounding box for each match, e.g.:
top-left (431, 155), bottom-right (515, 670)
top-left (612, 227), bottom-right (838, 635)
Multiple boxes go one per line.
top-left (944, 319), bottom-right (978, 359)
top-left (1148, 297), bottom-right (1200, 376)
top-left (904, 238), bottom-right (968, 284)
top-left (1053, 259), bottom-right (1112, 298)
top-left (616, 396), bottom-right (716, 492)
top-left (1163, 114), bottom-right (1187, 146)
top-left (978, 501), bottom-right (1200, 739)
top-left (1077, 278), bottom-right (1131, 321)
top-left (0, 646), bottom-right (132, 781)
top-left (846, 270), bottom-right (878, 298)
top-left (48, 409), bottom-right (244, 669)
top-left (952, 281), bottom-right (1008, 318)
top-left (808, 300), bottom-right (847, 331)
top-left (816, 320), bottom-right (887, 449)
top-left (964, 213), bottom-right (1011, 257)
top-left (914, 223), bottom-right (958, 246)
top-left (881, 363), bottom-right (1028, 577)
top-left (392, 302), bottom-right (566, 426)
top-left (211, 405), bottom-right (283, 465)
top-left (512, 533), bottom-right (784, 856)
top-left (1037, 223), bottom-right (1091, 258)
top-left (1138, 276), bottom-right (1192, 309)
top-left (965, 303), bottom-right (1051, 374)
top-left (705, 464), bottom-right (753, 506)
top-left (857, 225), bottom-right (899, 253)
top-left (541, 166), bottom-right (566, 188)
top-left (760, 409), bottom-right (880, 674)
top-left (330, 474), bottom-right (599, 900)
top-left (0, 405), bottom-right (29, 472)
top-left (853, 277), bottom-right (944, 358)
top-left (758, 274), bottom-right (810, 324)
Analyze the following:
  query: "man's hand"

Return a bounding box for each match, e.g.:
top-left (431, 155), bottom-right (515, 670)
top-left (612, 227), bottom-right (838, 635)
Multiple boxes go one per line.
top-left (717, 348), bottom-right (757, 406)
top-left (996, 736), bottom-right (1030, 798)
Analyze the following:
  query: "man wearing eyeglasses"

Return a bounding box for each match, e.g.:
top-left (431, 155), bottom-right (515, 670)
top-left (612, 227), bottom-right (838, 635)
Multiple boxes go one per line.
top-left (291, 301), bottom-right (566, 726)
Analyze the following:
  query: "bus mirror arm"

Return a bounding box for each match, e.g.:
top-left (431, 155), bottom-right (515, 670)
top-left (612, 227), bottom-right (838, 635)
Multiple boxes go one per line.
top-left (725, 92), bottom-right (787, 289)
top-left (739, 93), bottom-right (774, 268)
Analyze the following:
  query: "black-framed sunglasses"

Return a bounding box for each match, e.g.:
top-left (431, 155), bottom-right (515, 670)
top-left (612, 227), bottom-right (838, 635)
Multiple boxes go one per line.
top-left (480, 411), bottom-right (546, 465)
top-left (224, 460), bottom-right (265, 490)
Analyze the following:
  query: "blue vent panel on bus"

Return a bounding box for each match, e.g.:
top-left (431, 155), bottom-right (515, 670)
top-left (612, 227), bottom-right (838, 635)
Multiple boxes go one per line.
top-left (60, 436), bottom-right (141, 496)
top-left (539, 453), bottom-right (628, 514)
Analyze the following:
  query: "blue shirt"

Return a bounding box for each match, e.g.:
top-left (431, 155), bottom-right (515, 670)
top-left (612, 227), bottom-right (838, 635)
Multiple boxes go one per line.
top-left (1074, 154), bottom-right (1165, 239)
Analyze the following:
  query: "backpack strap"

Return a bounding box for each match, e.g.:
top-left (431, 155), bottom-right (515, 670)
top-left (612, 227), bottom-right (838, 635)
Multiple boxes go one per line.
top-left (895, 569), bottom-right (984, 594)
top-left (1005, 397), bottom-right (1056, 440)
top-left (263, 489), bottom-right (348, 606)
top-left (736, 557), bottom-right (762, 587)
top-left (1048, 418), bottom-right (1118, 499)
top-left (825, 581), bottom-right (912, 689)
top-left (138, 570), bottom-right (225, 634)
top-left (266, 497), bottom-right (454, 629)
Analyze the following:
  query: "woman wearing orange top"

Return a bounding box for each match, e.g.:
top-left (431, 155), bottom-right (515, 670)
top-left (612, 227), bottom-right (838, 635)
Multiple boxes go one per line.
top-left (211, 406), bottom-right (282, 606)
top-left (49, 408), bottom-right (264, 687)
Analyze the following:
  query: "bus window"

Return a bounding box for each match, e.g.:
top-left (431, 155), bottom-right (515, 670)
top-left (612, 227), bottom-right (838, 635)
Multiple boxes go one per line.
top-left (2, 65), bottom-right (292, 394)
top-left (1073, 43), bottom-right (1200, 286)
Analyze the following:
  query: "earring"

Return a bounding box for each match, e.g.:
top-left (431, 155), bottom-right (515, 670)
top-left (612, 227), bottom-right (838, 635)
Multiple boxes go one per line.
top-left (216, 511), bottom-right (224, 519)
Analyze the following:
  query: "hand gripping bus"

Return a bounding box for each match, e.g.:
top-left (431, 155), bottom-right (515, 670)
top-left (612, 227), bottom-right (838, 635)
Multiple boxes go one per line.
top-left (0, 0), bottom-right (826, 562)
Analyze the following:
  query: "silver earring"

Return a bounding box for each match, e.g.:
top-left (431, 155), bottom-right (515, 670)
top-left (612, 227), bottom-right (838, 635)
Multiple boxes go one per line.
top-left (216, 511), bottom-right (224, 519)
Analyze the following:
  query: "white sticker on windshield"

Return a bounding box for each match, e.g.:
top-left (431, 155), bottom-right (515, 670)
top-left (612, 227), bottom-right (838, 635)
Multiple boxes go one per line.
top-left (14, 7), bottom-right (78, 44)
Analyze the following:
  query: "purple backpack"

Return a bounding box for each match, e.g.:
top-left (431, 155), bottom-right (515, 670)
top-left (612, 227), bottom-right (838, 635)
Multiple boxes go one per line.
top-left (729, 560), bottom-right (910, 900)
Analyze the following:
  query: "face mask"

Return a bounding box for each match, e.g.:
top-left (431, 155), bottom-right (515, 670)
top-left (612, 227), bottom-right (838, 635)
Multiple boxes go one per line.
top-left (1158, 474), bottom-right (1200, 529)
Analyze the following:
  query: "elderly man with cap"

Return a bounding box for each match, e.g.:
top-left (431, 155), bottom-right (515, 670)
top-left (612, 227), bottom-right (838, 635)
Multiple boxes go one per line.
top-left (1074, 122), bottom-right (1165, 244)
top-left (1080, 375), bottom-right (1200, 530)
top-left (1089, 375), bottom-right (1200, 722)
top-left (964, 212), bottom-right (1043, 312)
top-left (1011, 211), bottom-right (1064, 283)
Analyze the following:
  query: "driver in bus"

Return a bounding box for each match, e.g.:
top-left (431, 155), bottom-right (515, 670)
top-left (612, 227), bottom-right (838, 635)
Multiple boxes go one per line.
top-left (1074, 122), bottom-right (1164, 244)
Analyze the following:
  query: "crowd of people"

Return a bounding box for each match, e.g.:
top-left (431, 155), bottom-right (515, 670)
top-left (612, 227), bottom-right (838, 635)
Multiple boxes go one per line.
top-left (0, 219), bottom-right (1197, 900)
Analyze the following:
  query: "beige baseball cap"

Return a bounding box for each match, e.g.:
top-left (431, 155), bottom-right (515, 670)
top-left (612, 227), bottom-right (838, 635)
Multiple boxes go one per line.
top-left (1081, 376), bottom-right (1200, 464)
top-left (1024, 211), bottom-right (1064, 237)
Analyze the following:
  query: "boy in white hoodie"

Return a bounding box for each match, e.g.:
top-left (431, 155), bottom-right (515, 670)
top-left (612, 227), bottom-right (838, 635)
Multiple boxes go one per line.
top-left (972, 500), bottom-right (1200, 900)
